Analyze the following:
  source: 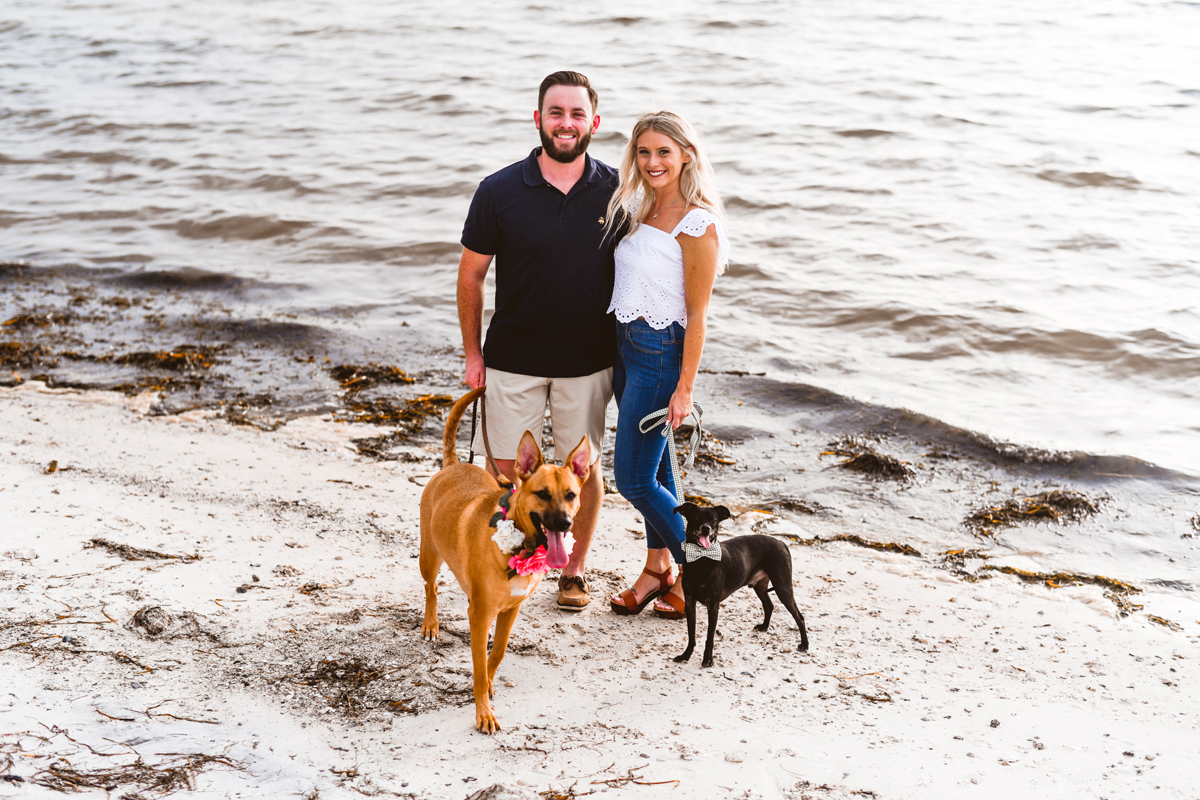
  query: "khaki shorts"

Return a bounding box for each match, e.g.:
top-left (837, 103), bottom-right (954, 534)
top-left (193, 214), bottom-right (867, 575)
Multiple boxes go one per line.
top-left (472, 367), bottom-right (613, 465)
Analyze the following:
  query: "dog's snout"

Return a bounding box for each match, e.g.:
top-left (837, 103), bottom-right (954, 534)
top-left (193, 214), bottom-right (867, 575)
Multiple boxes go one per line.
top-left (544, 510), bottom-right (573, 532)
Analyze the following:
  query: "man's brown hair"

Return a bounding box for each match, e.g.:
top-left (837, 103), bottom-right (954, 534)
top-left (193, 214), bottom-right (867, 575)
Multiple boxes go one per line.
top-left (538, 71), bottom-right (598, 115)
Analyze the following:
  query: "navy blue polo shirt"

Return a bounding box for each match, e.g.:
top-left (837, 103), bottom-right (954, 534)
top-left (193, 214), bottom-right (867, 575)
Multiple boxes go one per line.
top-left (462, 147), bottom-right (618, 378)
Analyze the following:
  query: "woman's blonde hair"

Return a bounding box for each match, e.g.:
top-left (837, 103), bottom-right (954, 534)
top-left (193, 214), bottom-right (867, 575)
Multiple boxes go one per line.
top-left (605, 110), bottom-right (725, 245)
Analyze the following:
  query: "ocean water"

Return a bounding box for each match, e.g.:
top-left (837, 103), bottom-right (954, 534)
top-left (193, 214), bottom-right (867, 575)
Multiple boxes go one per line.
top-left (3, 1), bottom-right (1198, 615)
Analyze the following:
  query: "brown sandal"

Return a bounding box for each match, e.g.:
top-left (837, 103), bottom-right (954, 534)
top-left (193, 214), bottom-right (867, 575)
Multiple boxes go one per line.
top-left (610, 567), bottom-right (674, 616)
top-left (652, 588), bottom-right (685, 620)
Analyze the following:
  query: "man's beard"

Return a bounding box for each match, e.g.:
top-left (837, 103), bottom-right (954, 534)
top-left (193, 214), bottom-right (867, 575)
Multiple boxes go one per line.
top-left (539, 124), bottom-right (592, 164)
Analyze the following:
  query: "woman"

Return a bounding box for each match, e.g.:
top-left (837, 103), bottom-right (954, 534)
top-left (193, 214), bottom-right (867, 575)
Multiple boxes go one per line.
top-left (605, 110), bottom-right (728, 619)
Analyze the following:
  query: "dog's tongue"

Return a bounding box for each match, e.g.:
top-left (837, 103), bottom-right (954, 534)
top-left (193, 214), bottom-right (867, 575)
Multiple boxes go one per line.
top-left (544, 531), bottom-right (572, 569)
top-left (698, 535), bottom-right (712, 550)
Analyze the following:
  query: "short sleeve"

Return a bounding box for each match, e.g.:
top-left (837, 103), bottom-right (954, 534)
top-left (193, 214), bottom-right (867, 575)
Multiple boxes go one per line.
top-left (672, 208), bottom-right (729, 271)
top-left (461, 180), bottom-right (499, 256)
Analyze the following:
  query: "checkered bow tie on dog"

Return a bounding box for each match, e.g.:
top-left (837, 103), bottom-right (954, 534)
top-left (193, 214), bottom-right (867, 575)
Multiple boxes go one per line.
top-left (683, 540), bottom-right (722, 563)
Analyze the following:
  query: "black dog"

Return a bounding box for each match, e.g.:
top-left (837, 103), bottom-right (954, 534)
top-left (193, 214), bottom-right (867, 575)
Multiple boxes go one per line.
top-left (673, 502), bottom-right (809, 667)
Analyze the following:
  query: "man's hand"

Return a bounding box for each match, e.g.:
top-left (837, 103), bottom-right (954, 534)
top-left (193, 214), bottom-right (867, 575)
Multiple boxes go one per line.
top-left (465, 353), bottom-right (486, 389)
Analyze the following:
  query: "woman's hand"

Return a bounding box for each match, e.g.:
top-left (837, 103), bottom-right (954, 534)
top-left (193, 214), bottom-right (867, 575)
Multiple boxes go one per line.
top-left (667, 383), bottom-right (693, 429)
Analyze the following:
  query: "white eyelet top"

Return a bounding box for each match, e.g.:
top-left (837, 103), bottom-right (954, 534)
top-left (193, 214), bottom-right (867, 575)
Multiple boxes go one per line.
top-left (607, 208), bottom-right (728, 330)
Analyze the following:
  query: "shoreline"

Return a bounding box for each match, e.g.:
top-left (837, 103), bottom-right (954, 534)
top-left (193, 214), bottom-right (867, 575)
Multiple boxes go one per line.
top-left (2, 382), bottom-right (1198, 798)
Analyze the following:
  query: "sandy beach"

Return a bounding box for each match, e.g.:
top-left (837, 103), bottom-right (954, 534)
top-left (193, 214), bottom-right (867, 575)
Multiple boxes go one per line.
top-left (1, 381), bottom-right (1197, 799)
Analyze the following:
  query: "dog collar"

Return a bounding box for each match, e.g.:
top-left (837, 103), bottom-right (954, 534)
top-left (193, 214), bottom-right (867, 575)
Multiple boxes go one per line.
top-left (683, 541), bottom-right (722, 563)
top-left (488, 487), bottom-right (515, 527)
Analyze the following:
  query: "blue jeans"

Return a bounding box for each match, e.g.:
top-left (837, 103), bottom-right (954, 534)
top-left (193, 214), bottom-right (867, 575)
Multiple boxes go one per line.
top-left (613, 318), bottom-right (686, 564)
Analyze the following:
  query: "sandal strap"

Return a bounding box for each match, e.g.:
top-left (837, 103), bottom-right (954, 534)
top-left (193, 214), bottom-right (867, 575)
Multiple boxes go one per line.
top-left (655, 591), bottom-right (685, 614)
top-left (640, 566), bottom-right (674, 591)
top-left (615, 588), bottom-right (638, 610)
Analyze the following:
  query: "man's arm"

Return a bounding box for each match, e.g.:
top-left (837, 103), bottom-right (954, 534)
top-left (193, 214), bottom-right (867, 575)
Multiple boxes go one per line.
top-left (457, 246), bottom-right (494, 388)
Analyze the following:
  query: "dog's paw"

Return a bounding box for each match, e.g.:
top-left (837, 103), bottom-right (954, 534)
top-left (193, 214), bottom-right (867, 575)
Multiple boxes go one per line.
top-left (798, 642), bottom-right (809, 653)
top-left (753, 622), bottom-right (769, 632)
top-left (673, 653), bottom-right (691, 663)
top-left (701, 657), bottom-right (714, 668)
top-left (475, 708), bottom-right (502, 734)
top-left (421, 621), bottom-right (439, 640)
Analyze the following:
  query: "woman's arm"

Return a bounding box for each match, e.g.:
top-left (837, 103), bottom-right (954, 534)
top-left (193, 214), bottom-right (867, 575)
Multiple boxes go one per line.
top-left (669, 223), bottom-right (720, 429)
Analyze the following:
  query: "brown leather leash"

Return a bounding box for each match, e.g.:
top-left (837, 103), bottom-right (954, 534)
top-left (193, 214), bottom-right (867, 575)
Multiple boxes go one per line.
top-left (472, 392), bottom-right (512, 488)
top-left (468, 398), bottom-right (479, 464)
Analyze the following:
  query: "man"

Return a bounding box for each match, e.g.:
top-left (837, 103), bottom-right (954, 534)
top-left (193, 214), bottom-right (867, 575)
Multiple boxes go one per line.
top-left (457, 70), bottom-right (618, 611)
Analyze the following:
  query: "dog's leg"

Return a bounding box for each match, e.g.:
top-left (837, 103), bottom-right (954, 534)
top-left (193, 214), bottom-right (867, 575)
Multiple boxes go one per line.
top-left (701, 602), bottom-right (720, 668)
top-left (418, 527), bottom-right (443, 640)
top-left (468, 603), bottom-right (502, 733)
top-left (774, 581), bottom-right (810, 653)
top-left (487, 606), bottom-right (521, 699)
top-left (752, 583), bottom-right (774, 632)
top-left (673, 596), bottom-right (697, 663)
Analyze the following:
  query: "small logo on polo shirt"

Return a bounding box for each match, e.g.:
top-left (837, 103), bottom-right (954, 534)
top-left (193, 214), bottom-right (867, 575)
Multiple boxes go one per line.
top-left (598, 217), bottom-right (605, 225)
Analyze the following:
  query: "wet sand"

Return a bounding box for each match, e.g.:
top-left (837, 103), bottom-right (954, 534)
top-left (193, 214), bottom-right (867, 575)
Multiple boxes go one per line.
top-left (1, 382), bottom-right (1197, 799)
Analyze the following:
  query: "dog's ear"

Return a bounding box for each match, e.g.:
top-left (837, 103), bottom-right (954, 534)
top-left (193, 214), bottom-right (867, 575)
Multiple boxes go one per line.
top-left (715, 505), bottom-right (732, 523)
top-left (514, 430), bottom-right (544, 479)
top-left (674, 502), bottom-right (698, 525)
top-left (564, 435), bottom-right (591, 481)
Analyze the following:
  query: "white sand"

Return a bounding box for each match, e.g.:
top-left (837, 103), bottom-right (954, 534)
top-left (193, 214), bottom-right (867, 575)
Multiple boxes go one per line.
top-left (2, 382), bottom-right (1197, 799)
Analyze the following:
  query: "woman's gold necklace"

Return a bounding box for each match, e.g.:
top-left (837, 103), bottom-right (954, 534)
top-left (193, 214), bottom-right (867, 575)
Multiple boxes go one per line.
top-left (652, 198), bottom-right (680, 219)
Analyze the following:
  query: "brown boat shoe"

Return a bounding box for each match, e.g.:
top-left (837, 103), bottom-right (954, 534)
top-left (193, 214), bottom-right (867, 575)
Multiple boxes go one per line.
top-left (557, 574), bottom-right (590, 611)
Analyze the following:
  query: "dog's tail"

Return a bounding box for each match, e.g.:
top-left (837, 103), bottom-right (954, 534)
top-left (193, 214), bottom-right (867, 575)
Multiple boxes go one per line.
top-left (442, 386), bottom-right (486, 468)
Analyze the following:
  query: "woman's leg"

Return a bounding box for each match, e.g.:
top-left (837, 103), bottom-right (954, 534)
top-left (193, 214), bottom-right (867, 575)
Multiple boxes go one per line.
top-left (611, 321), bottom-right (686, 609)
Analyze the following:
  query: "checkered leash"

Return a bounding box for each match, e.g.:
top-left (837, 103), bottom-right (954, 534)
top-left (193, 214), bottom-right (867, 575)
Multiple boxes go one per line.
top-left (637, 403), bottom-right (704, 506)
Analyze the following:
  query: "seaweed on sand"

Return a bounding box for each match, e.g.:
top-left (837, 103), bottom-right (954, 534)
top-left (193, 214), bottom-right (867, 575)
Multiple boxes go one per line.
top-left (2, 336), bottom-right (219, 392)
top-left (32, 753), bottom-right (241, 795)
top-left (1146, 615), bottom-right (1183, 631)
top-left (87, 538), bottom-right (201, 563)
top-left (965, 489), bottom-right (1101, 536)
top-left (329, 363), bottom-right (415, 392)
top-left (940, 549), bottom-right (992, 582)
top-left (766, 527), bottom-right (922, 558)
top-left (982, 564), bottom-right (1144, 615)
top-left (346, 394), bottom-right (454, 458)
top-left (684, 428), bottom-right (735, 469)
top-left (299, 658), bottom-right (386, 714)
top-left (296, 657), bottom-right (442, 715)
top-left (0, 341), bottom-right (52, 370)
top-left (2, 311), bottom-right (77, 330)
top-left (746, 497), bottom-right (821, 515)
top-left (112, 345), bottom-right (216, 372)
top-left (693, 452), bottom-right (736, 467)
top-left (87, 538), bottom-right (200, 563)
top-left (821, 437), bottom-right (914, 481)
top-left (1106, 592), bottom-right (1145, 617)
top-left (827, 534), bottom-right (921, 557)
top-left (341, 393), bottom-right (453, 429)
top-left (126, 605), bottom-right (216, 640)
top-left (223, 393), bottom-right (285, 430)
top-left (981, 564), bottom-right (1136, 593)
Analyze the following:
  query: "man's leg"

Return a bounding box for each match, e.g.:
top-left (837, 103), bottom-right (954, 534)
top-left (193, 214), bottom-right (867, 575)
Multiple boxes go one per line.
top-left (548, 367), bottom-right (614, 609)
top-left (485, 458), bottom-right (518, 484)
top-left (471, 369), bottom-right (548, 481)
top-left (563, 459), bottom-right (602, 578)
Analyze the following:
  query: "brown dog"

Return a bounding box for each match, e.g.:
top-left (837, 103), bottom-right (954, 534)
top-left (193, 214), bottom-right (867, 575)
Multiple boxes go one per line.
top-left (419, 386), bottom-right (591, 733)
